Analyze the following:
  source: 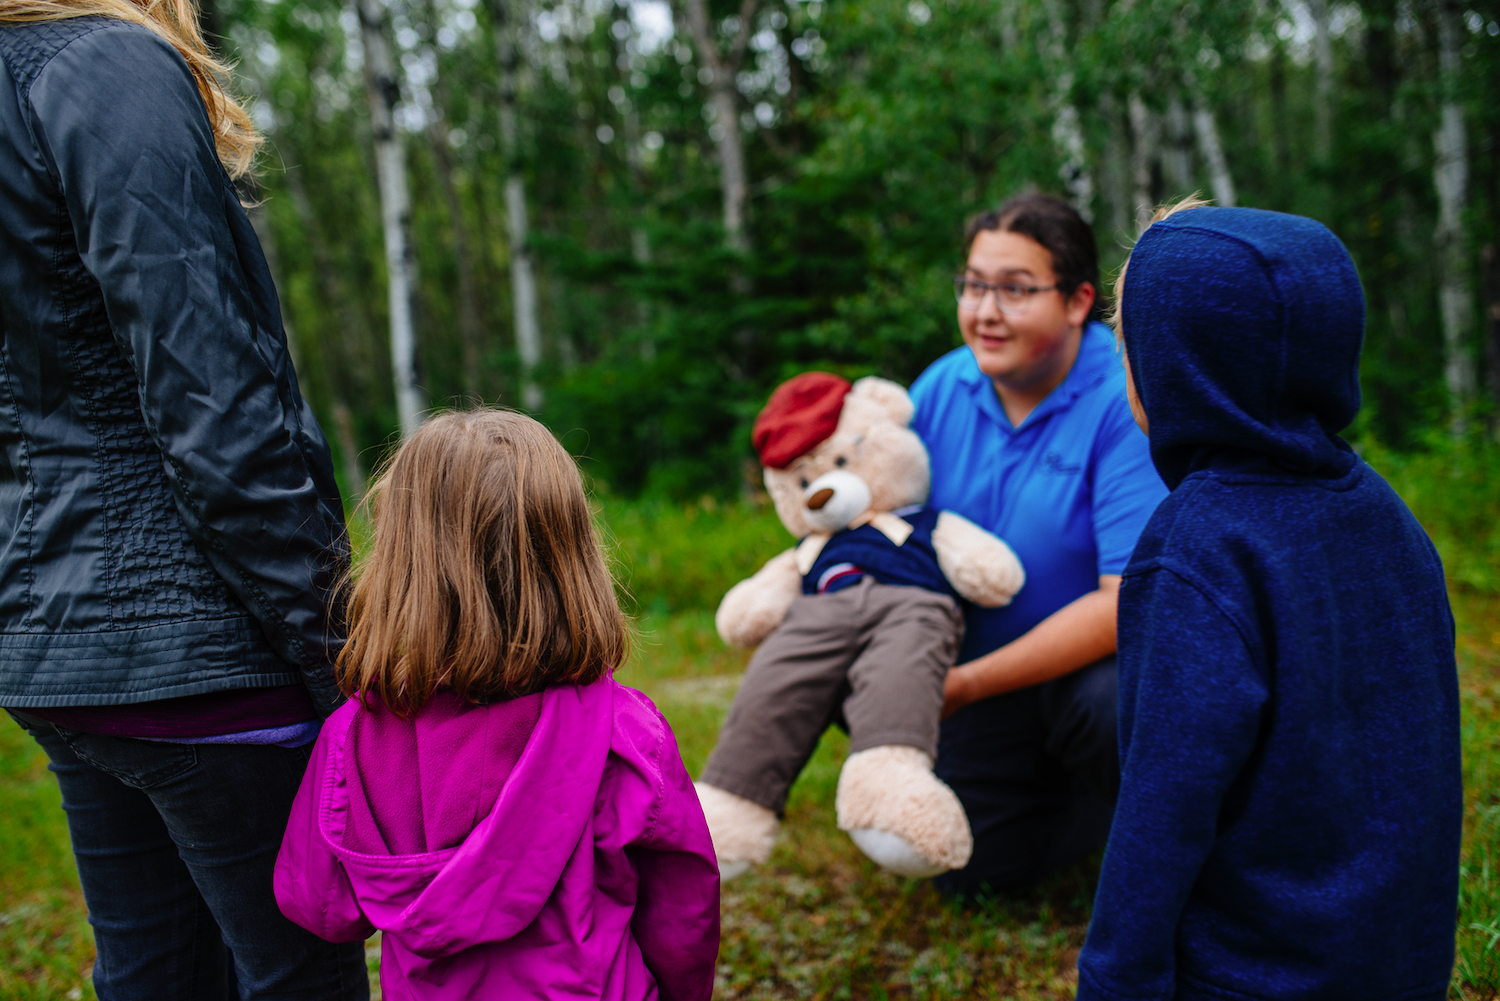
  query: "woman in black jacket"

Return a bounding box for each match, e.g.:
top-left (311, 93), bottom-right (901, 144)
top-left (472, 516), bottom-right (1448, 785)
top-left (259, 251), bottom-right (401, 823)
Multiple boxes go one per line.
top-left (0, 0), bottom-right (368, 996)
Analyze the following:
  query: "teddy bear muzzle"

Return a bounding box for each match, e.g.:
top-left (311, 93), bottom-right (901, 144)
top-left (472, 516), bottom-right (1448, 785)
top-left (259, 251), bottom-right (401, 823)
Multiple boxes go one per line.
top-left (802, 470), bottom-right (871, 533)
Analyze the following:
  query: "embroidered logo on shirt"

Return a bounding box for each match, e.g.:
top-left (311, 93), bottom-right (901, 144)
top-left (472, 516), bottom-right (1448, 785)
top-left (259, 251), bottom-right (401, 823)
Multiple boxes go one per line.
top-left (1040, 451), bottom-right (1084, 475)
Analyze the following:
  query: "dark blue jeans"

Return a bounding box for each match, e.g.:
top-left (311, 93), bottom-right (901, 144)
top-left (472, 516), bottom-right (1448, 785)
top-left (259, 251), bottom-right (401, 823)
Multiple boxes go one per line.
top-left (8, 711), bottom-right (369, 1001)
top-left (932, 656), bottom-right (1119, 898)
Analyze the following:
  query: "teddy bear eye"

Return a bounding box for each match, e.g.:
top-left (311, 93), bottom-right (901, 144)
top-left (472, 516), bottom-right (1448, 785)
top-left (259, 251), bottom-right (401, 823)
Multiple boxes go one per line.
top-left (835, 456), bottom-right (847, 467)
top-left (799, 478), bottom-right (809, 489)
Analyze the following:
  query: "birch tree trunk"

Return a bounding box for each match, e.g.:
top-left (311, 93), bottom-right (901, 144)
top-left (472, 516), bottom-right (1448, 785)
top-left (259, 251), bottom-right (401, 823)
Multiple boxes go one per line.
top-left (997, 0), bottom-right (1019, 50)
top-left (1191, 98), bottom-right (1237, 207)
top-left (1308, 0), bottom-right (1335, 162)
top-left (355, 0), bottom-right (425, 436)
top-left (428, 130), bottom-right (485, 402)
top-left (1483, 242), bottom-right (1500, 433)
top-left (1162, 96), bottom-right (1194, 197)
top-left (489, 0), bottom-right (543, 411)
top-left (1045, 5), bottom-right (1092, 221)
top-left (678, 0), bottom-right (756, 261)
top-left (612, 7), bottom-right (656, 361)
top-left (1270, 43), bottom-right (1290, 204)
top-left (1128, 93), bottom-right (1159, 230)
top-left (1433, 0), bottom-right (1475, 413)
top-left (1099, 92), bottom-right (1132, 241)
top-left (423, 0), bottom-right (485, 403)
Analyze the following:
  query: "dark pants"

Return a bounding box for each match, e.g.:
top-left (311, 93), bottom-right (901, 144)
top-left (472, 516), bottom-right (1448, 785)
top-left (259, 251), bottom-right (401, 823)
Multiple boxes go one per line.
top-left (8, 711), bottom-right (369, 1001)
top-left (700, 578), bottom-right (964, 816)
top-left (931, 656), bottom-right (1119, 898)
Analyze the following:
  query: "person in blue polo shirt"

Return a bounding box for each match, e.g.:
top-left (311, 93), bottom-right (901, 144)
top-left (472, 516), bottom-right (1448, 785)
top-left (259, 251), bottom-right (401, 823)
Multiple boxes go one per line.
top-left (910, 193), bottom-right (1166, 896)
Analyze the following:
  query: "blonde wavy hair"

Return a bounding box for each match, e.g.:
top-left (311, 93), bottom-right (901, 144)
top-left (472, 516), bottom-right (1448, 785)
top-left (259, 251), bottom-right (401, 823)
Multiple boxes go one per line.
top-left (338, 410), bottom-right (631, 717)
top-left (0, 0), bottom-right (261, 177)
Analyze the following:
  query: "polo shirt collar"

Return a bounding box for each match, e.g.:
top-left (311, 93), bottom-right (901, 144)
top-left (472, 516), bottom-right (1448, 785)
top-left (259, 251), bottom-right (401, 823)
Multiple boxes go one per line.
top-left (957, 322), bottom-right (1118, 434)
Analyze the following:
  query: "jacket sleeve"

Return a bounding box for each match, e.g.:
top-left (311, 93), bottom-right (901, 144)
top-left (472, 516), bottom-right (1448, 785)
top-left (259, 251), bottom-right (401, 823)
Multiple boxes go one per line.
top-left (1076, 569), bottom-right (1267, 1001)
top-left (274, 717), bottom-right (375, 943)
top-left (632, 717), bottom-right (721, 1001)
top-left (27, 25), bottom-right (349, 714)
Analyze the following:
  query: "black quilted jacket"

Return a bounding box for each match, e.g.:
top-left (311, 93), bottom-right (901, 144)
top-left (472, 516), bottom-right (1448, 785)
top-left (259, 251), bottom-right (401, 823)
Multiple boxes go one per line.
top-left (0, 18), bottom-right (349, 714)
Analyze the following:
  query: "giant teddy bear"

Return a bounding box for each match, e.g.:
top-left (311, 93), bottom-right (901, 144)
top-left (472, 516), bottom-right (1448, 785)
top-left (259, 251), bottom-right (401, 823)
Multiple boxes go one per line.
top-left (694, 372), bottom-right (1025, 879)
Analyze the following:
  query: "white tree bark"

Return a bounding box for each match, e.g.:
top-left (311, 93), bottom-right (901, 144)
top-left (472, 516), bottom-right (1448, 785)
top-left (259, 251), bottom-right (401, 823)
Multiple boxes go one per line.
top-left (1308, 0), bottom-right (1335, 161)
top-left (355, 0), bottom-right (425, 436)
top-left (1433, 0), bottom-right (1474, 411)
top-left (1191, 99), bottom-right (1236, 207)
top-left (997, 0), bottom-right (1019, 50)
top-left (490, 0), bottom-right (543, 411)
top-left (613, 11), bottom-right (657, 362)
top-left (1099, 91), bottom-right (1132, 241)
top-left (1045, 6), bottom-right (1092, 221)
top-left (423, 0), bottom-right (485, 403)
top-left (1052, 99), bottom-right (1092, 222)
top-left (1162, 96), bottom-right (1194, 196)
top-left (1128, 93), bottom-right (1159, 230)
top-left (678, 0), bottom-right (756, 258)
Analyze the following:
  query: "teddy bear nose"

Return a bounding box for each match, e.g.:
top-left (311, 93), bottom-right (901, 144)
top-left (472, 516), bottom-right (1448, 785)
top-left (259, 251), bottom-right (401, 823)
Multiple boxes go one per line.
top-left (806, 487), bottom-right (836, 510)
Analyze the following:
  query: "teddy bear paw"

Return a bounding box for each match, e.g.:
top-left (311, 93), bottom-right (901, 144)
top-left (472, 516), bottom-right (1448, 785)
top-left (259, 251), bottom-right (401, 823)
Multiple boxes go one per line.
top-left (693, 782), bottom-right (779, 880)
top-left (835, 745), bottom-right (973, 878)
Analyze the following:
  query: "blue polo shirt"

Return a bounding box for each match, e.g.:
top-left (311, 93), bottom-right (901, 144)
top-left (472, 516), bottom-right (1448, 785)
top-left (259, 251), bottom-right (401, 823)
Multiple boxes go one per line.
top-left (910, 322), bottom-right (1166, 662)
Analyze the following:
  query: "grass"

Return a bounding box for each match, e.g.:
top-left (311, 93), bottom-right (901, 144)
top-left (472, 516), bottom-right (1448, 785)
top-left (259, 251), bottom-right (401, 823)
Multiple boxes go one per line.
top-left (4, 453), bottom-right (1500, 998)
top-left (1454, 595), bottom-right (1500, 1000)
top-left (0, 724), bottom-right (95, 1000)
top-left (620, 609), bottom-right (1097, 1000)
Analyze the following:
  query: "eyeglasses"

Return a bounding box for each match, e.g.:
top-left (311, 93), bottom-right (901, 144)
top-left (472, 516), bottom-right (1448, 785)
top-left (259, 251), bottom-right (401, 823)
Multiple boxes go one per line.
top-left (953, 276), bottom-right (1060, 315)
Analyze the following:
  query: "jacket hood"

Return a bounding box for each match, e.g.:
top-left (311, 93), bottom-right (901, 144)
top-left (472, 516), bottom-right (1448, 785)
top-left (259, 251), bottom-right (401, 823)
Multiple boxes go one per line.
top-left (1121, 207), bottom-right (1364, 489)
top-left (318, 680), bottom-right (614, 958)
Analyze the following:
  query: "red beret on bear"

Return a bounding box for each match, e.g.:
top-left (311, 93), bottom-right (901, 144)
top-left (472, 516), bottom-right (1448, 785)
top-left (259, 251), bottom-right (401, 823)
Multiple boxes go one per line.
top-left (752, 372), bottom-right (851, 470)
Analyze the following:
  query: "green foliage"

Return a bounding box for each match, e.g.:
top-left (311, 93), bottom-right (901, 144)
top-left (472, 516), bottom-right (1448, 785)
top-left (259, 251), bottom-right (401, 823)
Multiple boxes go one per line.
top-left (219, 0), bottom-right (1500, 496)
top-left (1360, 433), bottom-right (1500, 595)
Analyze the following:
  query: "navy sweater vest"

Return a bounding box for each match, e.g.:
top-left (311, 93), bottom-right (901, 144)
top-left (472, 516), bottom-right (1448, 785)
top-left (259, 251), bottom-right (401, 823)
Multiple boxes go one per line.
top-left (802, 506), bottom-right (952, 598)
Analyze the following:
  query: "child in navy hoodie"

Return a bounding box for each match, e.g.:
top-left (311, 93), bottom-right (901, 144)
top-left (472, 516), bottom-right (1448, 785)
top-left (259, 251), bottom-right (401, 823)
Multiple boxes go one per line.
top-left (1076, 203), bottom-right (1461, 1001)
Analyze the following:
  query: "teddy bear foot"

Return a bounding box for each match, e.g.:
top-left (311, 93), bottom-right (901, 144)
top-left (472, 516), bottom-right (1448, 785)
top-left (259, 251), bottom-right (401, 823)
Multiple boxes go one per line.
top-left (835, 745), bottom-right (973, 878)
top-left (693, 781), bottom-right (779, 880)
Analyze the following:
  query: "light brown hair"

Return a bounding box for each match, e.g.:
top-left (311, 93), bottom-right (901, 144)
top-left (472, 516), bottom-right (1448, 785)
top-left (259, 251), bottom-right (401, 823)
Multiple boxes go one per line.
top-left (338, 410), bottom-right (629, 716)
top-left (0, 0), bottom-right (262, 178)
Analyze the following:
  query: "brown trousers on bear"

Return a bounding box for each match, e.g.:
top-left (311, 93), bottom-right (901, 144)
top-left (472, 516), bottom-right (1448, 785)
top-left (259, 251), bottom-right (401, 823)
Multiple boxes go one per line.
top-left (699, 576), bottom-right (964, 816)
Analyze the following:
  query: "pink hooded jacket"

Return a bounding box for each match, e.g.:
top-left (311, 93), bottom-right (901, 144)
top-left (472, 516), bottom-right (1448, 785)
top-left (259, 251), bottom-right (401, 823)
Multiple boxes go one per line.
top-left (274, 676), bottom-right (720, 1000)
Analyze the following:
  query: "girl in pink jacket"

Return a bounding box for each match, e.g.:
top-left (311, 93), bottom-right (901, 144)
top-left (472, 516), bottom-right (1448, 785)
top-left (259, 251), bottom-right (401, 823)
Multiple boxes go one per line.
top-left (274, 410), bottom-right (720, 1001)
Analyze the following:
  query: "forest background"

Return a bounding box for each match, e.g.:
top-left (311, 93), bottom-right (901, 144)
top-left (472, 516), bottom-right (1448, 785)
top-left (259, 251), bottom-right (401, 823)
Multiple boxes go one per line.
top-left (6, 1), bottom-right (1500, 996)
top-left (219, 0), bottom-right (1500, 500)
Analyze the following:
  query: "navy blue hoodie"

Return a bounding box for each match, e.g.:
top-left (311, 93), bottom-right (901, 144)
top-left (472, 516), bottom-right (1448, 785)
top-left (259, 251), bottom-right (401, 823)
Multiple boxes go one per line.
top-left (1077, 208), bottom-right (1461, 1001)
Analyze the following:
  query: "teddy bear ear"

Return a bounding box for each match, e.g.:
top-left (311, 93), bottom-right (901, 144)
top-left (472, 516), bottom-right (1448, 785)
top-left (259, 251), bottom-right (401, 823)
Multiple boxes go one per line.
top-left (847, 377), bottom-right (915, 428)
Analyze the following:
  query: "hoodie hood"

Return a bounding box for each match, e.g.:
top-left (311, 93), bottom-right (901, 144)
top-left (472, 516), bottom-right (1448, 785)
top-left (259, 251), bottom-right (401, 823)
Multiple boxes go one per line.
top-left (1121, 207), bottom-right (1364, 490)
top-left (320, 680), bottom-right (613, 958)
